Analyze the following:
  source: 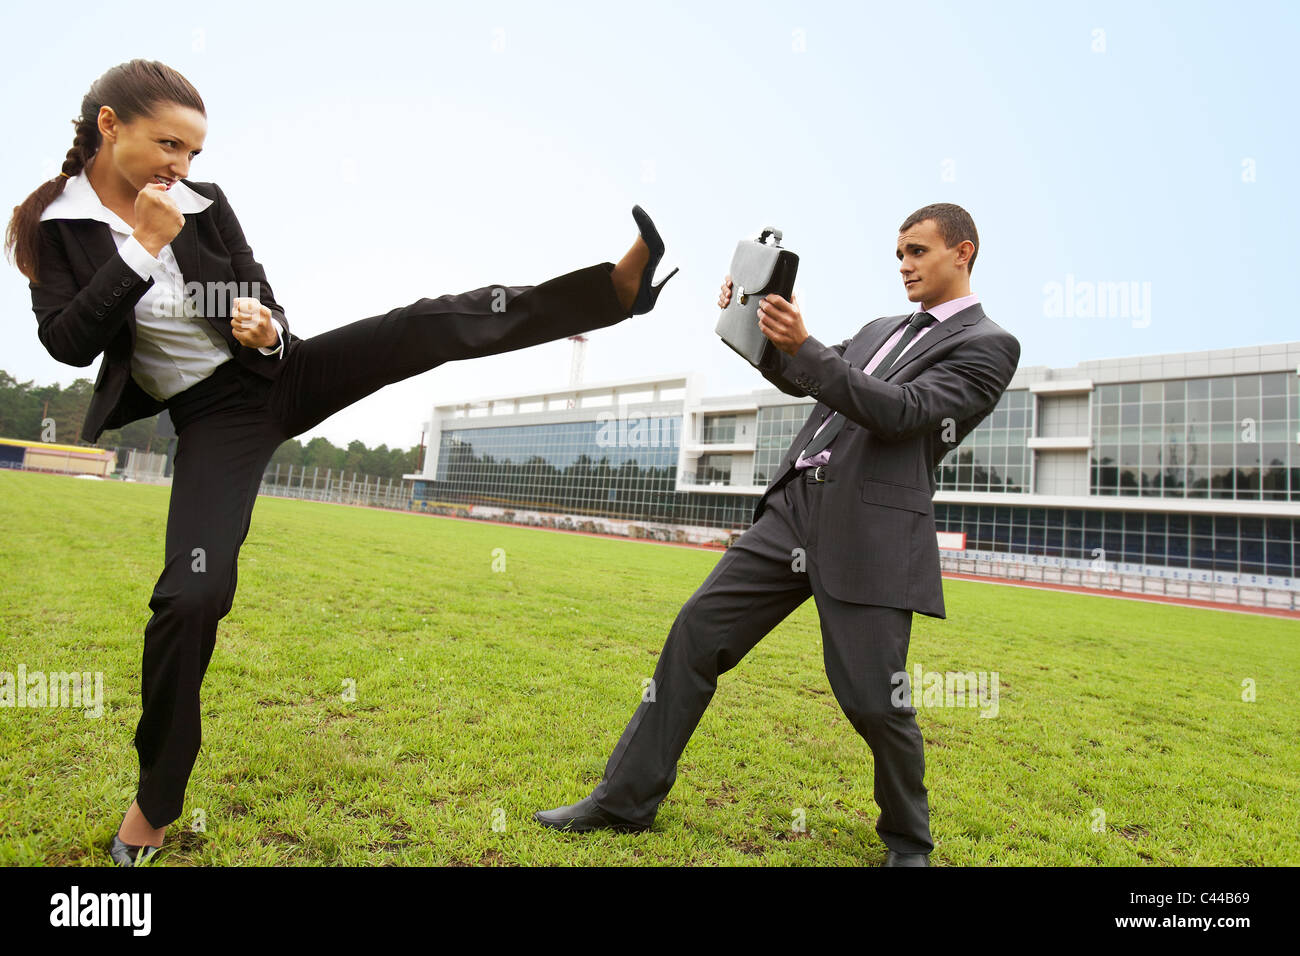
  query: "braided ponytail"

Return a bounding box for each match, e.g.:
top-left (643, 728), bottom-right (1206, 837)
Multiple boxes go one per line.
top-left (60, 115), bottom-right (101, 180)
top-left (4, 59), bottom-right (205, 283)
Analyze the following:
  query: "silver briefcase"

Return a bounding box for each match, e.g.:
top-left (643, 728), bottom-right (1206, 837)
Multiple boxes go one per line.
top-left (715, 227), bottom-right (800, 367)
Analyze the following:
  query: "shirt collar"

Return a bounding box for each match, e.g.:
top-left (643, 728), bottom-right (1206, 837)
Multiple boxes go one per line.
top-left (920, 292), bottom-right (980, 324)
top-left (40, 169), bottom-right (213, 234)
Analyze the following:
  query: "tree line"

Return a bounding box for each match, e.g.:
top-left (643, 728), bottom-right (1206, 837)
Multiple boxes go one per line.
top-left (0, 369), bottom-right (424, 482)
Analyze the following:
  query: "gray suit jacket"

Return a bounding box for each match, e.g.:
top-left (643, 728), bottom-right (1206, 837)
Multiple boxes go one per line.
top-left (753, 302), bottom-right (1020, 618)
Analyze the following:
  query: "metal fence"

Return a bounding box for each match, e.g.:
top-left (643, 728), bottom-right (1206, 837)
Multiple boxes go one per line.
top-left (258, 463), bottom-right (413, 510)
top-left (121, 449), bottom-right (168, 481)
top-left (939, 554), bottom-right (1299, 611)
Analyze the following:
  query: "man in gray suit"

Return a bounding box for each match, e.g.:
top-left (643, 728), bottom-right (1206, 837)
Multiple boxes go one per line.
top-left (535, 203), bottom-right (1021, 866)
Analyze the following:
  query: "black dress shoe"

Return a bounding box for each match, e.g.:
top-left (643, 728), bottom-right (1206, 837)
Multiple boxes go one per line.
top-left (627, 205), bottom-right (679, 316)
top-left (110, 832), bottom-right (162, 867)
top-left (533, 794), bottom-right (650, 833)
top-left (882, 850), bottom-right (931, 867)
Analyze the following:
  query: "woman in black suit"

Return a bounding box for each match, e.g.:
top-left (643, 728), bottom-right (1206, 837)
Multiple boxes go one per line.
top-left (5, 58), bottom-right (676, 865)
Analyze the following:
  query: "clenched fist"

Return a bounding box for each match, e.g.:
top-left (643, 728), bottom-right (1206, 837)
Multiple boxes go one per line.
top-left (230, 297), bottom-right (278, 350)
top-left (131, 182), bottom-right (185, 257)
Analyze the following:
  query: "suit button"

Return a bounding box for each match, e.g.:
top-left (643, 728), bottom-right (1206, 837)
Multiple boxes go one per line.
top-left (94, 307), bottom-right (104, 316)
top-left (112, 288), bottom-right (122, 297)
top-left (120, 277), bottom-right (132, 287)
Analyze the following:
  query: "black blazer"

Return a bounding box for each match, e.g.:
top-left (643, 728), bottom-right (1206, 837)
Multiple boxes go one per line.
top-left (754, 303), bottom-right (1020, 618)
top-left (29, 180), bottom-right (297, 442)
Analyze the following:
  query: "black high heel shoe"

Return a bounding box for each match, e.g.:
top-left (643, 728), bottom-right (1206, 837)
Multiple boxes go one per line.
top-left (628, 205), bottom-right (679, 315)
top-left (110, 831), bottom-right (162, 867)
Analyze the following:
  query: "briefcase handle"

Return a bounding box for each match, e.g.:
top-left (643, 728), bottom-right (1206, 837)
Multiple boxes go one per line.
top-left (758, 227), bottom-right (784, 247)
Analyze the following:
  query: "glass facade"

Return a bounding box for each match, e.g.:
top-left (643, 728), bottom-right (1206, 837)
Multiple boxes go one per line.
top-left (1091, 373), bottom-right (1300, 501)
top-left (417, 367), bottom-right (1299, 583)
top-left (426, 419), bottom-right (755, 528)
top-left (696, 454), bottom-right (733, 486)
top-left (935, 389), bottom-right (1032, 493)
top-left (701, 414), bottom-right (736, 444)
top-left (754, 403), bottom-right (810, 486)
top-left (935, 504), bottom-right (1297, 579)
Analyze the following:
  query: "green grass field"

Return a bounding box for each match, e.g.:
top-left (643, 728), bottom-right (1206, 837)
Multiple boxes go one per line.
top-left (1, 468), bottom-right (1296, 866)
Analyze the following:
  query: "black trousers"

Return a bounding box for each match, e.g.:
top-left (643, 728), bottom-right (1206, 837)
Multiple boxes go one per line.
top-left (590, 469), bottom-right (934, 855)
top-left (134, 263), bottom-right (626, 828)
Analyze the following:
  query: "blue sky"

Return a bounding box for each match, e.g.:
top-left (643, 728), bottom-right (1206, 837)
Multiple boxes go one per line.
top-left (3, 0), bottom-right (1296, 449)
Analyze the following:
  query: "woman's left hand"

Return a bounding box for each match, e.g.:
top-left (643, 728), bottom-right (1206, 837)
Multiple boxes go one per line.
top-left (230, 297), bottom-right (278, 349)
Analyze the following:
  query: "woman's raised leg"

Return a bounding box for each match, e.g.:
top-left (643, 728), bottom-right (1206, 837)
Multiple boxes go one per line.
top-left (271, 221), bottom-right (662, 438)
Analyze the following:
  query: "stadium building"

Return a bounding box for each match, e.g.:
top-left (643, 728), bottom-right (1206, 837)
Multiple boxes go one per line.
top-left (406, 341), bottom-right (1300, 610)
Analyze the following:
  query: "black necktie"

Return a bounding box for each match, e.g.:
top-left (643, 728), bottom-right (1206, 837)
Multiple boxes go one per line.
top-left (799, 311), bottom-right (936, 461)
